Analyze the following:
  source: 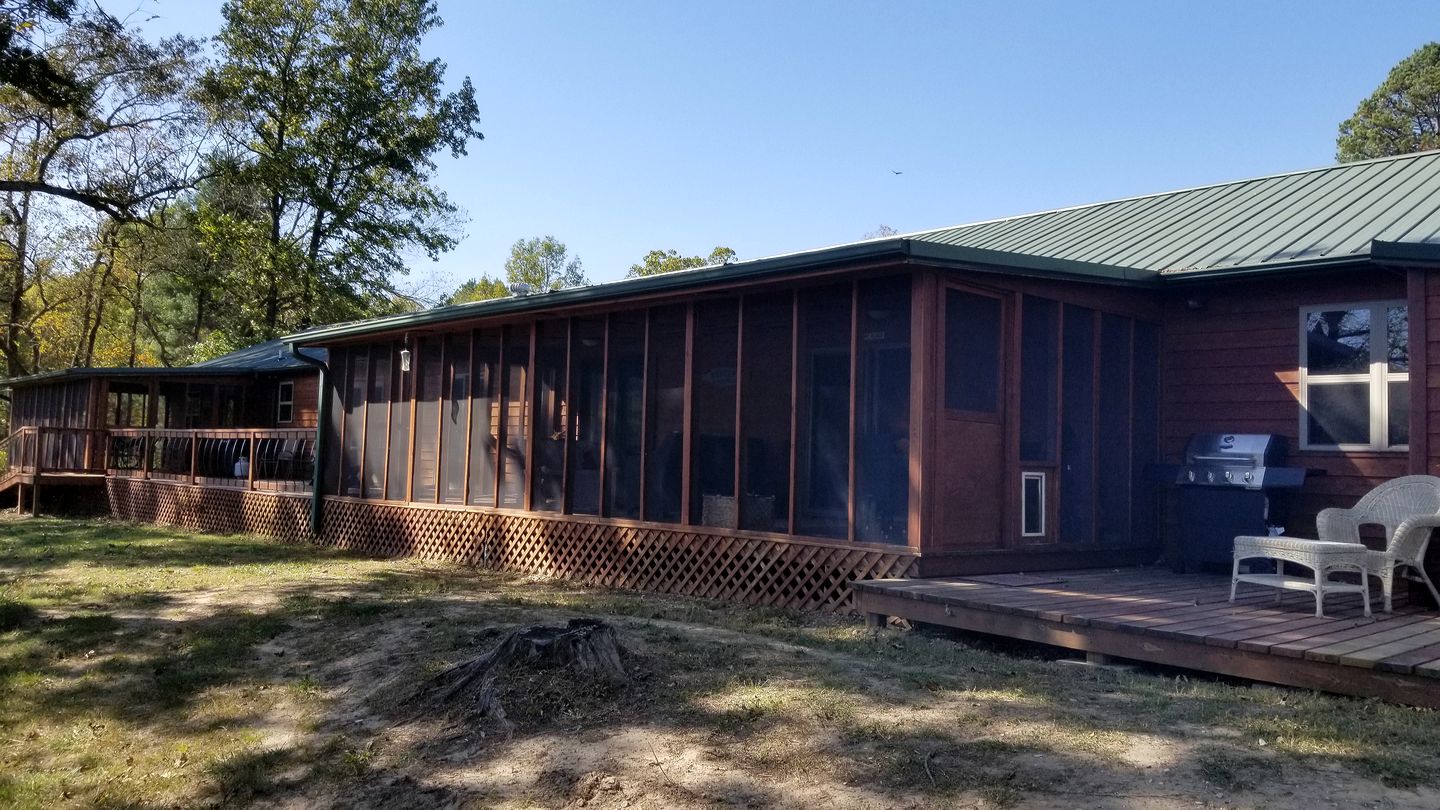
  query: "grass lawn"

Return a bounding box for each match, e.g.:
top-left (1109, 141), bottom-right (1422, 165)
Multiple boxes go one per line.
top-left (2, 515), bottom-right (1439, 809)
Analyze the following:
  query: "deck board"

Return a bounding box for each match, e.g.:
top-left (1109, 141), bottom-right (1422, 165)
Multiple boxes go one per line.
top-left (854, 567), bottom-right (1440, 707)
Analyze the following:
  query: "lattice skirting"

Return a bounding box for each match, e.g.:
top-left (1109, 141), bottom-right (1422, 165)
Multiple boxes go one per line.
top-left (105, 478), bottom-right (311, 543)
top-left (319, 498), bottom-right (917, 613)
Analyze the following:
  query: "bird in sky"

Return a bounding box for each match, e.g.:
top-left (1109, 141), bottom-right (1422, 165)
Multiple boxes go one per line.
top-left (891, 169), bottom-right (903, 175)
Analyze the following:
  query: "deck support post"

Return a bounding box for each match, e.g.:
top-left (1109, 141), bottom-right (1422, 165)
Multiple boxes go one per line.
top-left (865, 612), bottom-right (888, 629)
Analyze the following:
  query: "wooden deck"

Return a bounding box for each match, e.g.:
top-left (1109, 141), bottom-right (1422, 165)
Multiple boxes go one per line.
top-left (853, 568), bottom-right (1440, 708)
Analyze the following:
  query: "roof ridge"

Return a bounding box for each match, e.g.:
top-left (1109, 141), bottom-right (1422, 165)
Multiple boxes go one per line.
top-left (900, 150), bottom-right (1440, 240)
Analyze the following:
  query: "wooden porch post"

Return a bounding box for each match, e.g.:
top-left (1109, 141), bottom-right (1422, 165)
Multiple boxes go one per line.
top-left (248, 431), bottom-right (257, 490)
top-left (1407, 268), bottom-right (1429, 475)
top-left (189, 430), bottom-right (199, 485)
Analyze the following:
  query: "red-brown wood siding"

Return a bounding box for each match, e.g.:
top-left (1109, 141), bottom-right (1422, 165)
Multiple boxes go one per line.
top-left (1161, 270), bottom-right (1410, 537)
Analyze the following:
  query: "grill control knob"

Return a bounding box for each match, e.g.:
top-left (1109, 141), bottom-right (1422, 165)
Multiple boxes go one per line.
top-left (1244, 471), bottom-right (1253, 483)
top-left (1223, 471), bottom-right (1232, 482)
top-left (1205, 471), bottom-right (1215, 483)
top-left (1186, 470), bottom-right (1196, 482)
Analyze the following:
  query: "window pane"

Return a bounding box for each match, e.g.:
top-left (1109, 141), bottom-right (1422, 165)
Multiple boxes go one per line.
top-left (691, 299), bottom-right (739, 528)
top-left (1389, 379), bottom-right (1410, 447)
top-left (604, 312), bottom-right (645, 519)
top-left (795, 285), bottom-right (851, 539)
top-left (944, 289), bottom-right (1002, 411)
top-left (468, 331), bottom-right (500, 506)
top-left (412, 338), bottom-right (442, 502)
top-left (531, 320), bottom-right (568, 512)
top-left (1388, 306), bottom-right (1409, 372)
top-left (363, 346), bottom-right (391, 497)
top-left (644, 307), bottom-right (687, 523)
top-left (340, 350), bottom-right (368, 496)
top-left (1131, 321), bottom-right (1162, 546)
top-left (1097, 314), bottom-right (1132, 546)
top-left (385, 348), bottom-right (411, 500)
top-left (1307, 382), bottom-right (1370, 445)
top-left (324, 348), bottom-right (345, 495)
top-left (1059, 305), bottom-right (1095, 544)
top-left (498, 326), bottom-right (530, 508)
top-left (567, 318), bottom-right (605, 516)
top-left (440, 333), bottom-right (470, 504)
top-left (1022, 475), bottom-right (1044, 536)
top-left (739, 293), bottom-right (793, 533)
top-left (1305, 309), bottom-right (1370, 374)
top-left (856, 276), bottom-right (910, 544)
top-left (1020, 296), bottom-right (1059, 461)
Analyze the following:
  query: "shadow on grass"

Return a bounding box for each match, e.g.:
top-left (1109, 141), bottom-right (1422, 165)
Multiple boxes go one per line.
top-left (0, 517), bottom-right (358, 573)
top-left (2, 516), bottom-right (1439, 807)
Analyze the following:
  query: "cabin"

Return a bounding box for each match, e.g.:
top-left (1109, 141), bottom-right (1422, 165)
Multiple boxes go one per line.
top-left (1, 338), bottom-right (323, 515)
top-left (9, 152), bottom-right (1440, 704)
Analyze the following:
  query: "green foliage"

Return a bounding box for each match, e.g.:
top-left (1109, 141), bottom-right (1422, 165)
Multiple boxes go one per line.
top-left (504, 235), bottom-right (587, 291)
top-left (1337, 43), bottom-right (1440, 162)
top-left (0, 1), bottom-right (84, 111)
top-left (445, 274), bottom-right (508, 305)
top-left (200, 0), bottom-right (483, 336)
top-left (627, 246), bottom-right (736, 278)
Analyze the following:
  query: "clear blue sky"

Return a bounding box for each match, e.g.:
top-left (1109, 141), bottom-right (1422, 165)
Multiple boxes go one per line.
top-left (136, 0), bottom-right (1440, 294)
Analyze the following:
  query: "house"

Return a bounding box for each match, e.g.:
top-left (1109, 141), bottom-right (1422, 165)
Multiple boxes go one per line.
top-left (7, 152), bottom-right (1440, 608)
top-left (9, 151), bottom-right (1440, 704)
top-left (264, 151), bottom-right (1440, 611)
top-left (1, 338), bottom-right (324, 515)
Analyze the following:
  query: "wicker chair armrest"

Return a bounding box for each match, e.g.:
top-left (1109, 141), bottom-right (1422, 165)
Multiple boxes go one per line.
top-left (1316, 507), bottom-right (1363, 543)
top-left (1388, 515), bottom-right (1440, 563)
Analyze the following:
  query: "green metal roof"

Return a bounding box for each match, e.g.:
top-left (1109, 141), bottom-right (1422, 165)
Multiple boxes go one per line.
top-left (288, 151), bottom-right (1440, 347)
top-left (908, 150), bottom-right (1440, 275)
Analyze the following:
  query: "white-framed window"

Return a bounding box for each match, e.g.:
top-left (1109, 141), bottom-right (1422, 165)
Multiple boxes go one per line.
top-left (1021, 472), bottom-right (1046, 537)
top-left (1299, 301), bottom-right (1408, 451)
top-left (277, 381), bottom-right (295, 424)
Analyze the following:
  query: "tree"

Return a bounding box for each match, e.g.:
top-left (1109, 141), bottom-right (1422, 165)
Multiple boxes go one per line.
top-left (0, 16), bottom-right (202, 375)
top-left (505, 235), bottom-right (586, 292)
top-left (0, 1), bottom-right (84, 111)
top-left (445, 274), bottom-right (507, 305)
top-left (627, 246), bottom-right (736, 278)
top-left (200, 0), bottom-right (483, 337)
top-left (865, 224), bottom-right (899, 239)
top-left (1337, 43), bottom-right (1440, 162)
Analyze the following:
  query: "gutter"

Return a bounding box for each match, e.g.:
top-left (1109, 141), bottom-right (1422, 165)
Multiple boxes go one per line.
top-left (287, 343), bottom-right (330, 538)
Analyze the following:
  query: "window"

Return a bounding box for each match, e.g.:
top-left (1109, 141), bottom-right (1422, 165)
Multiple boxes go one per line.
top-left (944, 289), bottom-right (1001, 413)
top-left (1021, 473), bottom-right (1046, 537)
top-left (1301, 302), bottom-right (1408, 450)
top-left (277, 381), bottom-right (294, 424)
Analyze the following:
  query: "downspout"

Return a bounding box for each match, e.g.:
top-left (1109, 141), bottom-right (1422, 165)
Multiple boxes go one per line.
top-left (287, 343), bottom-right (330, 538)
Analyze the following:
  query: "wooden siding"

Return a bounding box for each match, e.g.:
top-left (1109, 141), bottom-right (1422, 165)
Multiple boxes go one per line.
top-left (1161, 270), bottom-right (1410, 537)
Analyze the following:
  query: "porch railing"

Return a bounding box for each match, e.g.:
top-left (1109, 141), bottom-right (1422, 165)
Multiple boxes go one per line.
top-left (106, 428), bottom-right (315, 493)
top-left (0, 427), bottom-right (313, 495)
top-left (2, 426), bottom-right (109, 477)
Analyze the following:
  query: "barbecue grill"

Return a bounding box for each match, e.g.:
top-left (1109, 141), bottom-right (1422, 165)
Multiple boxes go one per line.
top-left (1157, 433), bottom-right (1312, 571)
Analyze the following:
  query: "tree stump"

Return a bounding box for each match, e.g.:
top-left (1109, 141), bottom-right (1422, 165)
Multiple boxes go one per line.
top-left (404, 618), bottom-right (629, 731)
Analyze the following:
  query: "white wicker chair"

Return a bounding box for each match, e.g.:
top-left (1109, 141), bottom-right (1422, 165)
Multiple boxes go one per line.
top-left (1316, 475), bottom-right (1440, 613)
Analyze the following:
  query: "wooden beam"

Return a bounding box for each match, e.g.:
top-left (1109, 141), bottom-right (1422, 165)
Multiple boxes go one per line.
top-left (406, 341), bottom-right (419, 502)
top-left (462, 330), bottom-right (476, 505)
top-left (732, 297), bottom-right (744, 530)
top-left (908, 271), bottom-right (935, 552)
top-left (847, 281), bottom-right (859, 543)
top-left (523, 321), bottom-right (537, 512)
top-left (1407, 268), bottom-right (1429, 474)
top-left (560, 319), bottom-right (573, 513)
top-left (381, 341), bottom-right (394, 500)
top-left (493, 331), bottom-right (506, 508)
top-left (638, 311), bottom-right (650, 520)
top-left (434, 336), bottom-right (446, 505)
top-left (358, 344), bottom-right (371, 498)
top-left (681, 302), bottom-right (695, 525)
top-left (788, 291), bottom-right (800, 536)
top-left (597, 316), bottom-right (610, 517)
